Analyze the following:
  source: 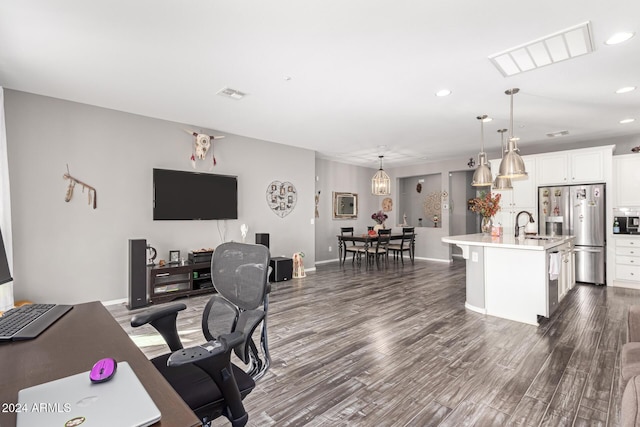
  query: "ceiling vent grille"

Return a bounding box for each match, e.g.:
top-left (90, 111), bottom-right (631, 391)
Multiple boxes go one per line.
top-left (546, 130), bottom-right (570, 138)
top-left (489, 22), bottom-right (594, 77)
top-left (217, 87), bottom-right (247, 100)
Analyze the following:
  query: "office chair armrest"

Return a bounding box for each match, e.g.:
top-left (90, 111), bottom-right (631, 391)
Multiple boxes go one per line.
top-left (167, 331), bottom-right (244, 367)
top-left (131, 303), bottom-right (186, 326)
top-left (130, 303), bottom-right (187, 351)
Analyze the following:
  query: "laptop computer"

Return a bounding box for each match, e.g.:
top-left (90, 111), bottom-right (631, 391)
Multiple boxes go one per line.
top-left (17, 362), bottom-right (161, 427)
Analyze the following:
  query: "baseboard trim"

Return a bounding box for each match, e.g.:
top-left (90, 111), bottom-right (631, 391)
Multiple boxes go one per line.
top-left (315, 258), bottom-right (340, 265)
top-left (414, 256), bottom-right (451, 263)
top-left (465, 302), bottom-right (486, 314)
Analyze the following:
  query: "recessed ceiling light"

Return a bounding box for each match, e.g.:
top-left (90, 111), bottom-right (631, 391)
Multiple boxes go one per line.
top-left (620, 118), bottom-right (636, 124)
top-left (435, 89), bottom-right (451, 97)
top-left (616, 86), bottom-right (637, 94)
top-left (605, 32), bottom-right (635, 45)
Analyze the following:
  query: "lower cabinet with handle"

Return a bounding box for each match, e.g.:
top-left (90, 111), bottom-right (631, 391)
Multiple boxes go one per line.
top-left (614, 237), bottom-right (640, 287)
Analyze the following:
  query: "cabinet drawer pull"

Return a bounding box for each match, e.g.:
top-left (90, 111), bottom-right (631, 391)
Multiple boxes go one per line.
top-left (155, 273), bottom-right (170, 277)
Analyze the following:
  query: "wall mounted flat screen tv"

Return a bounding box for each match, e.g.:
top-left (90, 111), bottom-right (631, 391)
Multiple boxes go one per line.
top-left (153, 168), bottom-right (238, 220)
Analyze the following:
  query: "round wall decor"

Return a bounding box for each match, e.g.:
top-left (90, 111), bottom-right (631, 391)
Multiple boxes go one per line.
top-left (266, 181), bottom-right (297, 217)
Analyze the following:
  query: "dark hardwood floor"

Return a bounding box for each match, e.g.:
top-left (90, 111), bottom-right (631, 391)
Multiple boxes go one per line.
top-left (107, 258), bottom-right (639, 426)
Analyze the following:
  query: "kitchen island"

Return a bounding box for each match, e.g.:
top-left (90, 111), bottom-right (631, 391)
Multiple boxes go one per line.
top-left (442, 233), bottom-right (575, 325)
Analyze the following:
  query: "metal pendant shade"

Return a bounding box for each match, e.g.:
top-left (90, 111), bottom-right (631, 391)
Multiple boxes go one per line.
top-left (471, 115), bottom-right (493, 187)
top-left (498, 88), bottom-right (528, 179)
top-left (493, 128), bottom-right (513, 190)
top-left (372, 155), bottom-right (391, 195)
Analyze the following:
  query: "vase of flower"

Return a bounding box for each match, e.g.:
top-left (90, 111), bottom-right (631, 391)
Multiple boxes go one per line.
top-left (371, 210), bottom-right (388, 232)
top-left (481, 216), bottom-right (493, 235)
top-left (470, 192), bottom-right (501, 235)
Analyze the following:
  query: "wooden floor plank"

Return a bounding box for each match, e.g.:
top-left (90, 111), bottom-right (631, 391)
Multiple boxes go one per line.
top-left (106, 259), bottom-right (639, 426)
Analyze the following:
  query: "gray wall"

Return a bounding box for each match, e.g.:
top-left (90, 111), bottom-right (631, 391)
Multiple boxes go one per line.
top-left (5, 90), bottom-right (316, 304)
top-left (449, 170), bottom-right (476, 255)
top-left (314, 158), bottom-right (381, 262)
top-left (398, 174), bottom-right (442, 227)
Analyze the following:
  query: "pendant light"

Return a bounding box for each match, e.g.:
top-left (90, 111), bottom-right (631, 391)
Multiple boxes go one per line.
top-left (372, 155), bottom-right (391, 195)
top-left (498, 88), bottom-right (528, 179)
top-left (493, 129), bottom-right (513, 190)
top-left (471, 115), bottom-right (493, 186)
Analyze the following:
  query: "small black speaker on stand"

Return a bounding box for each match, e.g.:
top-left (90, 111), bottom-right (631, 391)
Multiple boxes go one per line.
top-left (128, 239), bottom-right (148, 309)
top-left (255, 233), bottom-right (270, 248)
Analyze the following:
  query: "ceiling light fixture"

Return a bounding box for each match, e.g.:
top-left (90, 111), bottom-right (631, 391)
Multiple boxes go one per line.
top-left (616, 86), bottom-right (637, 94)
top-left (620, 118), bottom-right (636, 124)
top-left (498, 88), bottom-right (528, 179)
top-left (435, 89), bottom-right (452, 97)
top-left (605, 32), bottom-right (635, 45)
top-left (471, 115), bottom-right (493, 187)
top-left (493, 129), bottom-right (513, 191)
top-left (372, 155), bottom-right (391, 195)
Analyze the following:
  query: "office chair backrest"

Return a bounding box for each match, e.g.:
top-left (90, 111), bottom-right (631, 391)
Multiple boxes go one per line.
top-left (210, 242), bottom-right (270, 310)
top-left (204, 242), bottom-right (271, 371)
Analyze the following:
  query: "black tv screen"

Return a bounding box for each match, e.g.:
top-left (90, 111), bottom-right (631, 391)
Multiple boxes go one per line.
top-left (153, 169), bottom-right (238, 220)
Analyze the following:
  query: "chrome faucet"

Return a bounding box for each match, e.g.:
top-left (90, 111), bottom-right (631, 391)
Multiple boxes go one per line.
top-left (515, 211), bottom-right (535, 238)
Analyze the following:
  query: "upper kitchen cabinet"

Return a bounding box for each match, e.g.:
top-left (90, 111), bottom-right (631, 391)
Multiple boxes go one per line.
top-left (614, 154), bottom-right (640, 208)
top-left (489, 157), bottom-right (536, 233)
top-left (536, 147), bottom-right (611, 186)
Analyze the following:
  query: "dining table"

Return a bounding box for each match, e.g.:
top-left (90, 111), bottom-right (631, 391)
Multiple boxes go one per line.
top-left (336, 232), bottom-right (416, 265)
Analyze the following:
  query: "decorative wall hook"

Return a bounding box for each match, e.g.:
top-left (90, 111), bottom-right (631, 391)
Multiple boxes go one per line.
top-left (63, 165), bottom-right (97, 209)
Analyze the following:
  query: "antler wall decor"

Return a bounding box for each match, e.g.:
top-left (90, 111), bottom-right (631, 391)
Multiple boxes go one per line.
top-left (63, 165), bottom-right (97, 209)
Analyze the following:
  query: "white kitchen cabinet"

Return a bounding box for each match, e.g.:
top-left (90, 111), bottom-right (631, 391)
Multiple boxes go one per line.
top-left (614, 154), bottom-right (640, 208)
top-left (490, 157), bottom-right (536, 236)
top-left (615, 237), bottom-right (640, 285)
top-left (558, 242), bottom-right (575, 301)
top-left (536, 149), bottom-right (605, 186)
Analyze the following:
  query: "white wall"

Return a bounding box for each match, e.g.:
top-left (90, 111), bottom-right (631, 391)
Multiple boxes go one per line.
top-left (5, 90), bottom-right (316, 304)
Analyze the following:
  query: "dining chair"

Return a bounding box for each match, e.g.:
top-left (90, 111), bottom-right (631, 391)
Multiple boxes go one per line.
top-left (340, 227), bottom-right (366, 265)
top-left (363, 228), bottom-right (391, 267)
top-left (388, 227), bottom-right (415, 265)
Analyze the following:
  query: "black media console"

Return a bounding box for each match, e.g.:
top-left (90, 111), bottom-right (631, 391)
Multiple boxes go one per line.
top-left (148, 262), bottom-right (215, 305)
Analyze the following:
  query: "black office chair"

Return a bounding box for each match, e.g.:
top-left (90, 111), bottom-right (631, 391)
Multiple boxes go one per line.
top-left (340, 227), bottom-right (366, 265)
top-left (388, 227), bottom-right (415, 265)
top-left (131, 242), bottom-right (271, 427)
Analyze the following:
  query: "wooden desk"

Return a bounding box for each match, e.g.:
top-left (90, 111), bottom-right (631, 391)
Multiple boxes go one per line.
top-left (0, 301), bottom-right (200, 427)
top-left (337, 233), bottom-right (416, 264)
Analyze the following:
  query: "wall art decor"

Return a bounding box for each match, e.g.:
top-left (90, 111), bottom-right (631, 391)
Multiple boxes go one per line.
top-left (63, 165), bottom-right (97, 209)
top-left (183, 129), bottom-right (225, 169)
top-left (266, 181), bottom-right (297, 217)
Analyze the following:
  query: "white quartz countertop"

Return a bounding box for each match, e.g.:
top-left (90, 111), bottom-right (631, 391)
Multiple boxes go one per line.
top-left (442, 233), bottom-right (575, 251)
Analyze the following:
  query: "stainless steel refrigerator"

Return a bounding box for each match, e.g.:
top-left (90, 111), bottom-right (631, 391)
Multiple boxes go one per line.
top-left (538, 184), bottom-right (606, 285)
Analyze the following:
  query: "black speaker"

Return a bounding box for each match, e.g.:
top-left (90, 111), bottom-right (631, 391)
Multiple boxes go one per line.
top-left (256, 233), bottom-right (270, 248)
top-left (128, 239), bottom-right (148, 309)
top-left (269, 257), bottom-right (293, 282)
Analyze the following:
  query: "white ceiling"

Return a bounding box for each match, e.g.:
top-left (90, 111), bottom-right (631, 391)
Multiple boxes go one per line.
top-left (1, 1), bottom-right (639, 168)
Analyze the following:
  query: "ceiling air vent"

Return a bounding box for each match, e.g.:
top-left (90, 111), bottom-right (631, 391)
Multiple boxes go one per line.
top-left (546, 130), bottom-right (570, 138)
top-left (489, 22), bottom-right (594, 77)
top-left (217, 87), bottom-right (247, 100)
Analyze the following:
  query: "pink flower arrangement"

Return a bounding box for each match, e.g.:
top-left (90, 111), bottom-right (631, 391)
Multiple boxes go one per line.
top-left (371, 210), bottom-right (388, 224)
top-left (469, 192), bottom-right (501, 218)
